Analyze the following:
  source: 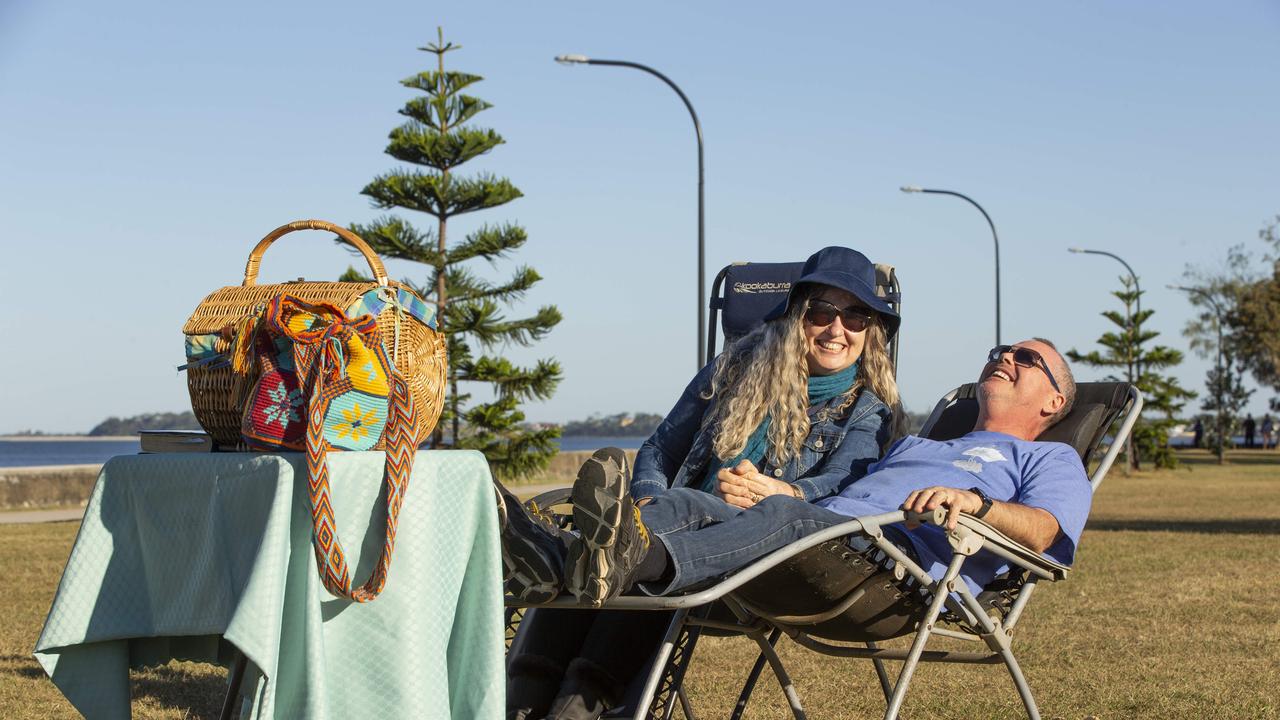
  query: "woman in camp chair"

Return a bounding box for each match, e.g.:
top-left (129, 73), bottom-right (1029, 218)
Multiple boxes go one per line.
top-left (496, 246), bottom-right (902, 720)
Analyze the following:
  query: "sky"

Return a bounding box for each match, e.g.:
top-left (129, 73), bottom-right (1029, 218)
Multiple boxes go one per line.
top-left (1, 1), bottom-right (1278, 433)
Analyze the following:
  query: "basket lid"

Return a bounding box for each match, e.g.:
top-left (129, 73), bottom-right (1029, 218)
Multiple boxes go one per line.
top-left (183, 280), bottom-right (384, 335)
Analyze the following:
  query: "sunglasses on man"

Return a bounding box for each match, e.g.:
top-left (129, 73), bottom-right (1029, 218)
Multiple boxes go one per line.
top-left (804, 299), bottom-right (874, 332)
top-left (986, 345), bottom-right (1062, 393)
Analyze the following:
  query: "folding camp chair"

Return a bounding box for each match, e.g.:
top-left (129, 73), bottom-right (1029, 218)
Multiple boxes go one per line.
top-left (505, 258), bottom-right (1140, 720)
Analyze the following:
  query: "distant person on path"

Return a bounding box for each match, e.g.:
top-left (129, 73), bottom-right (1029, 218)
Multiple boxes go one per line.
top-left (1262, 415), bottom-right (1274, 450)
top-left (498, 246), bottom-right (903, 720)
top-left (1193, 419), bottom-right (1204, 449)
top-left (1244, 414), bottom-right (1256, 448)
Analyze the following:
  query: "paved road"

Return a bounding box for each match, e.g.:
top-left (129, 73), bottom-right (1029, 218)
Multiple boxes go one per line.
top-left (0, 508), bottom-right (86, 525)
top-left (513, 482), bottom-right (570, 498)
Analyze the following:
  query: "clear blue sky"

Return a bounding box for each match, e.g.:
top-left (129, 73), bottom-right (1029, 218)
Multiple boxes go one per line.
top-left (2, 1), bottom-right (1278, 433)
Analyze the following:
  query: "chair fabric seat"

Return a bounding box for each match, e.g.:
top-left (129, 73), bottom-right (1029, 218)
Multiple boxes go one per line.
top-left (731, 540), bottom-right (925, 642)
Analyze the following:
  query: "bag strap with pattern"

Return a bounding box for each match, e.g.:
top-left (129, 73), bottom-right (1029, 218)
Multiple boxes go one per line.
top-left (265, 295), bottom-right (417, 602)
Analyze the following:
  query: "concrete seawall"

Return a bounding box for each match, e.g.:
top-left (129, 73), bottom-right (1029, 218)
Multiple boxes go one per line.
top-left (0, 448), bottom-right (639, 511)
top-left (1, 464), bottom-right (99, 510)
top-left (526, 449), bottom-right (639, 486)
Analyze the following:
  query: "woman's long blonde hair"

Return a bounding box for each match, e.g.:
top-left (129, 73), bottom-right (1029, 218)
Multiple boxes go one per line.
top-left (702, 285), bottom-right (901, 465)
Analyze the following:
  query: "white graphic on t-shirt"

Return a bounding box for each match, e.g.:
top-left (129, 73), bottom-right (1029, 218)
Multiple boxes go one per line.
top-left (951, 446), bottom-right (1008, 474)
top-left (963, 447), bottom-right (1008, 463)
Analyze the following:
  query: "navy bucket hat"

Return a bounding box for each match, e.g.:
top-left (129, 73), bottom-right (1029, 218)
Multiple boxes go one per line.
top-left (764, 246), bottom-right (900, 339)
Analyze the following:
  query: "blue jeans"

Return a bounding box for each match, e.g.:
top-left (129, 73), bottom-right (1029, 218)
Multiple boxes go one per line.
top-left (638, 488), bottom-right (874, 595)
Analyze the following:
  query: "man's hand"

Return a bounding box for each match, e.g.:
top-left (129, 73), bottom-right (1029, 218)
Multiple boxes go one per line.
top-left (902, 486), bottom-right (983, 531)
top-left (901, 485), bottom-right (1062, 552)
top-left (718, 460), bottom-right (798, 509)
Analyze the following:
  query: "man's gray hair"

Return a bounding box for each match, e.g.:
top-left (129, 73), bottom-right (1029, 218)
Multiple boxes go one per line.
top-left (1032, 337), bottom-right (1076, 429)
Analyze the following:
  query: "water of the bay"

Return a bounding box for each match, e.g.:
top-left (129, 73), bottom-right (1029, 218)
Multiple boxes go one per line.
top-left (0, 436), bottom-right (646, 468)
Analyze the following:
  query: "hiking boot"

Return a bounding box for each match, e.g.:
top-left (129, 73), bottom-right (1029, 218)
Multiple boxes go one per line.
top-left (495, 481), bottom-right (571, 603)
top-left (565, 448), bottom-right (651, 607)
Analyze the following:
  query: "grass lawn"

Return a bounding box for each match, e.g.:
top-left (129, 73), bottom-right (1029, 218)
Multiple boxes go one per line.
top-left (2, 449), bottom-right (1278, 718)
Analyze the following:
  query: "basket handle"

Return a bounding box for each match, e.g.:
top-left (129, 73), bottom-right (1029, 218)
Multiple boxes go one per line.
top-left (243, 220), bottom-right (390, 287)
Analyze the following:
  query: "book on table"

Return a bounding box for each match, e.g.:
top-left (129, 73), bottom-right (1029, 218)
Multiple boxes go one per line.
top-left (139, 430), bottom-right (214, 453)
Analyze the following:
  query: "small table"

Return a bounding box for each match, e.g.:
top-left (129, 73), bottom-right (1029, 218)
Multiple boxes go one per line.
top-left (34, 450), bottom-right (504, 719)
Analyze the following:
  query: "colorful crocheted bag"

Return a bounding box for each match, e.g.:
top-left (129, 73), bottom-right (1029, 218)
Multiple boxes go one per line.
top-left (242, 294), bottom-right (417, 602)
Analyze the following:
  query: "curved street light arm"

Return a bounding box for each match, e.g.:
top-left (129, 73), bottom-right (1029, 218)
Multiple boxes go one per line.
top-left (905, 187), bottom-right (1001, 345)
top-left (564, 56), bottom-right (706, 369)
top-left (1070, 248), bottom-right (1142, 317)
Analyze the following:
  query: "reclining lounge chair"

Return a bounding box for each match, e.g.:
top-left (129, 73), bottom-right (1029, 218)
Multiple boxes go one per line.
top-left (506, 259), bottom-right (1142, 720)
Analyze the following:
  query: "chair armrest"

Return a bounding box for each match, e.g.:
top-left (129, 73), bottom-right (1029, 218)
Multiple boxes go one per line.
top-left (909, 508), bottom-right (1070, 581)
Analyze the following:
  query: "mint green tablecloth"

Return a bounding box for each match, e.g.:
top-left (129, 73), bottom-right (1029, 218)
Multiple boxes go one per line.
top-left (34, 450), bottom-right (503, 719)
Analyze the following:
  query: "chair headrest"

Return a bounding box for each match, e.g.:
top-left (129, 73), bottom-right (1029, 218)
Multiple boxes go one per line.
top-left (717, 262), bottom-right (805, 340)
top-left (715, 260), bottom-right (901, 345)
top-left (921, 382), bottom-right (1133, 465)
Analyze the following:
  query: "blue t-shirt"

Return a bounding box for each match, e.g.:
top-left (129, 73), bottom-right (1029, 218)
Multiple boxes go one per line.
top-left (815, 431), bottom-right (1091, 595)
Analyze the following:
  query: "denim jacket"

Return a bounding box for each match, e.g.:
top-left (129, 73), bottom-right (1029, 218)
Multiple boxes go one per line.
top-left (632, 361), bottom-right (893, 502)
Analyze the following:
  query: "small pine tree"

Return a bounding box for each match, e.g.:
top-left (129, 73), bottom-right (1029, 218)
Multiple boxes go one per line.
top-left (345, 29), bottom-right (563, 480)
top-left (1068, 278), bottom-right (1196, 469)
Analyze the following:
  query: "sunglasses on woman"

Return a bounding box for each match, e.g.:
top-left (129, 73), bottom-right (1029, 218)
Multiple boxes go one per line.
top-left (803, 299), bottom-right (874, 332)
top-left (986, 345), bottom-right (1062, 393)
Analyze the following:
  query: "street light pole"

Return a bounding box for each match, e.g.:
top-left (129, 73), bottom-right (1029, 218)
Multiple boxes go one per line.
top-left (556, 54), bottom-right (706, 369)
top-left (901, 186), bottom-right (1001, 345)
top-left (1171, 285), bottom-right (1227, 465)
top-left (1071, 248), bottom-right (1142, 470)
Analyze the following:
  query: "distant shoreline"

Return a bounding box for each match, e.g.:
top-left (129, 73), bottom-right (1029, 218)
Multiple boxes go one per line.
top-left (0, 436), bottom-right (136, 442)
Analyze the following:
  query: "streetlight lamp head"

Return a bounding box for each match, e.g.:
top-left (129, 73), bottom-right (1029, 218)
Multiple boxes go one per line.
top-left (900, 185), bottom-right (923, 193)
top-left (554, 54), bottom-right (590, 65)
top-left (1068, 247), bottom-right (1086, 253)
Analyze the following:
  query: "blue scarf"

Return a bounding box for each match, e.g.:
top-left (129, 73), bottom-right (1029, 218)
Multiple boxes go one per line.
top-left (698, 362), bottom-right (859, 492)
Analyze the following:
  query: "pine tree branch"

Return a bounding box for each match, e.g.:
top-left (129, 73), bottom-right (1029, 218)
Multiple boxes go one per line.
top-left (485, 306), bottom-right (563, 347)
top-left (361, 171), bottom-right (523, 219)
top-left (450, 223), bottom-right (528, 265)
top-left (386, 123), bottom-right (505, 171)
top-left (465, 266), bottom-right (542, 304)
top-left (345, 216), bottom-right (442, 266)
top-left (435, 265), bottom-right (542, 305)
top-left (400, 94), bottom-right (491, 129)
top-left (401, 70), bottom-right (483, 97)
top-left (459, 356), bottom-right (563, 402)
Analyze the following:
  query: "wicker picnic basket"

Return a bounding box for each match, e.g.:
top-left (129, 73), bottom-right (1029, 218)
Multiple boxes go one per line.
top-left (182, 220), bottom-right (447, 449)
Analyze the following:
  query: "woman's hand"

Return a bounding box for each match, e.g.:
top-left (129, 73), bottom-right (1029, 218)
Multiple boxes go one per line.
top-left (718, 460), bottom-right (799, 509)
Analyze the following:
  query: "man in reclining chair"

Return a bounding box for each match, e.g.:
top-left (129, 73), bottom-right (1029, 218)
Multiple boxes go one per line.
top-left (507, 338), bottom-right (1089, 618)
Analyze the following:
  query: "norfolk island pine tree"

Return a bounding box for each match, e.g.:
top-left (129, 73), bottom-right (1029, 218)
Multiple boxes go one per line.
top-left (340, 29), bottom-right (563, 480)
top-left (1068, 277), bottom-right (1195, 469)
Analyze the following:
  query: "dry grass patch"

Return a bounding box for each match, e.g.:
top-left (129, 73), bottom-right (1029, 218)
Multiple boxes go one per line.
top-left (672, 450), bottom-right (1280, 718)
top-left (3, 449), bottom-right (1278, 718)
top-left (0, 522), bottom-right (226, 718)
